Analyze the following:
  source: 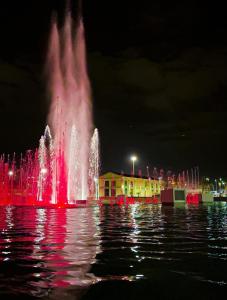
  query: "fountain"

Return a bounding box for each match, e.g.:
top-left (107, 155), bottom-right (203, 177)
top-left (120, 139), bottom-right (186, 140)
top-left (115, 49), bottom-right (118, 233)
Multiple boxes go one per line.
top-left (0, 6), bottom-right (99, 207)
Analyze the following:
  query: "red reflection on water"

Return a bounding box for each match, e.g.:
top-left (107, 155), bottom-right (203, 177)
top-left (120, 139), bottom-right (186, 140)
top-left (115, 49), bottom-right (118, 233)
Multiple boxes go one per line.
top-left (0, 207), bottom-right (100, 293)
top-left (98, 196), bottom-right (160, 206)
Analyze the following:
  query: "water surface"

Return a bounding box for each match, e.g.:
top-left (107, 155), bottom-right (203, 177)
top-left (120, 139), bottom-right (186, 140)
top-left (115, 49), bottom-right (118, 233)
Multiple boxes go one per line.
top-left (0, 203), bottom-right (227, 299)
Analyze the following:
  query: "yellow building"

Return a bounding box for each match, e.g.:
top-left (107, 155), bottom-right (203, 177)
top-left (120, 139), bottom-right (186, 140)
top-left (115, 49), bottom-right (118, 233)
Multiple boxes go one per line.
top-left (99, 172), bottom-right (164, 198)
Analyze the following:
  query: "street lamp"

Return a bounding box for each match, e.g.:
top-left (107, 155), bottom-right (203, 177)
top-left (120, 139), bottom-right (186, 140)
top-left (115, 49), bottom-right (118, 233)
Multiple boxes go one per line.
top-left (130, 155), bottom-right (137, 176)
top-left (8, 171), bottom-right (14, 177)
top-left (41, 168), bottom-right (48, 175)
top-left (215, 179), bottom-right (218, 192)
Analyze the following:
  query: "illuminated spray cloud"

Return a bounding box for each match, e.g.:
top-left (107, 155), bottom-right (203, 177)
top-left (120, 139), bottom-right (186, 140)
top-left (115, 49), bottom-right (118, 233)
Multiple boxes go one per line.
top-left (0, 4), bottom-right (99, 206)
top-left (46, 6), bottom-right (98, 203)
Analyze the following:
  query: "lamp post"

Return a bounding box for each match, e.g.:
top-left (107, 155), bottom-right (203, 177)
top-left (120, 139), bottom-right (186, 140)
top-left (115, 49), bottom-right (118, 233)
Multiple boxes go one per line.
top-left (215, 179), bottom-right (218, 192)
top-left (130, 155), bottom-right (137, 176)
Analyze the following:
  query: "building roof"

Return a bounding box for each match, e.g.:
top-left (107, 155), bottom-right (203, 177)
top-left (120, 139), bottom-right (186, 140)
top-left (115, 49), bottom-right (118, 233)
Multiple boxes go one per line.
top-left (100, 171), bottom-right (157, 180)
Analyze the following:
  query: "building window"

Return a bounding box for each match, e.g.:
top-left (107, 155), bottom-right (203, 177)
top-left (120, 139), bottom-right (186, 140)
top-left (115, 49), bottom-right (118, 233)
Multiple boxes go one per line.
top-left (111, 180), bottom-right (116, 197)
top-left (111, 181), bottom-right (116, 188)
top-left (105, 181), bottom-right (110, 188)
top-left (105, 181), bottom-right (110, 197)
top-left (105, 188), bottom-right (109, 197)
top-left (124, 180), bottom-right (128, 195)
top-left (130, 181), bottom-right (134, 196)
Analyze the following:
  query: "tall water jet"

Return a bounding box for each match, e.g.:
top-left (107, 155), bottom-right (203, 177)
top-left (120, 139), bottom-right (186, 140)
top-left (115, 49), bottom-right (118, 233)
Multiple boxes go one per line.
top-left (46, 6), bottom-right (95, 202)
top-left (67, 125), bottom-right (80, 203)
top-left (0, 4), bottom-right (99, 207)
top-left (89, 129), bottom-right (100, 200)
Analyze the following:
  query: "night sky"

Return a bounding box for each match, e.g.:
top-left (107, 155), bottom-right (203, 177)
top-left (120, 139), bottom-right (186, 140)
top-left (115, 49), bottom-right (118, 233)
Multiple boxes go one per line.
top-left (0, 0), bottom-right (227, 178)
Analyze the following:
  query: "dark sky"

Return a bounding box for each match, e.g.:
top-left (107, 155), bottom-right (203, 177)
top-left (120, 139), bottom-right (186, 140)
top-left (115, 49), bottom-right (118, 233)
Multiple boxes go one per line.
top-left (0, 0), bottom-right (227, 178)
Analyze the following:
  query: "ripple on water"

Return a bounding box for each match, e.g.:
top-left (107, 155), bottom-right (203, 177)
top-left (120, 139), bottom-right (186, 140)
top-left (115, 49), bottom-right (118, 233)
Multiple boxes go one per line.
top-left (0, 204), bottom-right (227, 299)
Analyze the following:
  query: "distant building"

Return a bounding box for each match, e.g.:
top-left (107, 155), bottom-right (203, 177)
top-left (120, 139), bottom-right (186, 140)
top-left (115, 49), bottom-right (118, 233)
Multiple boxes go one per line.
top-left (99, 172), bottom-right (164, 198)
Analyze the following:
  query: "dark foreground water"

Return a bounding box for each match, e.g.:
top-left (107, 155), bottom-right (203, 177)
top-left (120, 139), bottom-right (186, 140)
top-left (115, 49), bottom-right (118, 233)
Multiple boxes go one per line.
top-left (0, 203), bottom-right (227, 300)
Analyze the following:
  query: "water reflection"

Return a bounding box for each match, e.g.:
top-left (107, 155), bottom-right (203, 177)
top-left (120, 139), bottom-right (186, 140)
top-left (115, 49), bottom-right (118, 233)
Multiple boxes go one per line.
top-left (0, 206), bottom-right (101, 298)
top-left (1, 203), bottom-right (227, 299)
top-left (92, 204), bottom-right (227, 288)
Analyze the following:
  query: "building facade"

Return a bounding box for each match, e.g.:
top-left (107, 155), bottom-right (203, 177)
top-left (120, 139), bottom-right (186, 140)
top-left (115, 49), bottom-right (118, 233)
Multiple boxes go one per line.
top-left (99, 172), bottom-right (164, 198)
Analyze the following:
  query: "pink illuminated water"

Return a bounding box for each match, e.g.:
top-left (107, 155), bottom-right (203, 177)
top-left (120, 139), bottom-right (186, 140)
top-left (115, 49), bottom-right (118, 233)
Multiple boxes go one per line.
top-left (0, 11), bottom-right (99, 206)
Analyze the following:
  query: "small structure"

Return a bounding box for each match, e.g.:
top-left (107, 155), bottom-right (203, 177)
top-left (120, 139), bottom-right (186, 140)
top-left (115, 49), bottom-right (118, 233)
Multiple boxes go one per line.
top-left (201, 191), bottom-right (213, 203)
top-left (99, 172), bottom-right (164, 200)
top-left (161, 188), bottom-right (186, 205)
top-left (161, 188), bottom-right (215, 205)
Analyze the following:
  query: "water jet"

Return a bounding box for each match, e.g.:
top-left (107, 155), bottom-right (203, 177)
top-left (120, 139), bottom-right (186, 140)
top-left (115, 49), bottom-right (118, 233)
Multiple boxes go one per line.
top-left (0, 7), bottom-right (99, 207)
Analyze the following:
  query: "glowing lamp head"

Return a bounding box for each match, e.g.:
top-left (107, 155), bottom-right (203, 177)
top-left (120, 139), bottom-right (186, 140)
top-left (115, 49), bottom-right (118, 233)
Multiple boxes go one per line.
top-left (94, 177), bottom-right (98, 183)
top-left (41, 168), bottom-right (48, 175)
top-left (131, 155), bottom-right (137, 162)
top-left (8, 171), bottom-right (14, 176)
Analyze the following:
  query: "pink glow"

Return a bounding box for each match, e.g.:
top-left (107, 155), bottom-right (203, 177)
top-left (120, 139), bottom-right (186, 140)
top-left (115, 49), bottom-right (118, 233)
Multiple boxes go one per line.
top-left (0, 9), bottom-right (99, 207)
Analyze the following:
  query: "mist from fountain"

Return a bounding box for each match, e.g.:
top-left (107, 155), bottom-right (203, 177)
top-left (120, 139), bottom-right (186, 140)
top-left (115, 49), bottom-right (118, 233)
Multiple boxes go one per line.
top-left (0, 8), bottom-right (99, 207)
